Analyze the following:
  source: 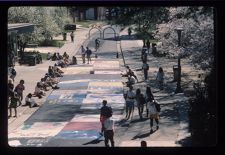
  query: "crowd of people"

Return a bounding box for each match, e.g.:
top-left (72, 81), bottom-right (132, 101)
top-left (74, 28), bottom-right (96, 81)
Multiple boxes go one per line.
top-left (8, 30), bottom-right (165, 147)
top-left (8, 64), bottom-right (62, 118)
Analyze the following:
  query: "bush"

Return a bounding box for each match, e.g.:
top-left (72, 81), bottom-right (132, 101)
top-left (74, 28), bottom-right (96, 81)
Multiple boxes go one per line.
top-left (38, 40), bottom-right (65, 47)
top-left (189, 68), bottom-right (217, 146)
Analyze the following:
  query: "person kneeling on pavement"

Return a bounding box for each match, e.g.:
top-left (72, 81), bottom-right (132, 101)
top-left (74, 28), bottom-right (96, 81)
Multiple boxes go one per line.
top-left (25, 93), bottom-right (39, 108)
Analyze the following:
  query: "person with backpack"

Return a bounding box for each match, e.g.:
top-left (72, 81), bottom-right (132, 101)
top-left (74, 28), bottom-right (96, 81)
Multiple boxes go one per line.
top-left (135, 88), bottom-right (146, 120)
top-left (147, 99), bottom-right (160, 133)
top-left (86, 47), bottom-right (92, 64)
top-left (142, 61), bottom-right (149, 81)
top-left (100, 100), bottom-right (113, 135)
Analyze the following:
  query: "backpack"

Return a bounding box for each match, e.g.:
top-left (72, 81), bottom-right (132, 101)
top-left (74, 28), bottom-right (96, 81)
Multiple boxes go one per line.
top-left (154, 100), bottom-right (161, 112)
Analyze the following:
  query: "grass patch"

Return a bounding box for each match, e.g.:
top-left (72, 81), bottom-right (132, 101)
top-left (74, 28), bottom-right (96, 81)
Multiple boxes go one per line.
top-left (76, 20), bottom-right (106, 28)
top-left (38, 40), bottom-right (65, 48)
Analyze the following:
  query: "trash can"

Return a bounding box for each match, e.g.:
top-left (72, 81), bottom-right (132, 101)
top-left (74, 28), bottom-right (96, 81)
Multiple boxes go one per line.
top-left (63, 33), bottom-right (67, 41)
top-left (173, 65), bottom-right (179, 81)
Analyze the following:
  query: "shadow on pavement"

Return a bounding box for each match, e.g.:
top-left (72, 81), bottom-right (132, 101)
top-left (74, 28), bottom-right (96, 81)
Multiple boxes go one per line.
top-left (131, 129), bottom-right (157, 140)
top-left (176, 136), bottom-right (192, 146)
top-left (130, 118), bottom-right (149, 124)
top-left (82, 138), bottom-right (104, 145)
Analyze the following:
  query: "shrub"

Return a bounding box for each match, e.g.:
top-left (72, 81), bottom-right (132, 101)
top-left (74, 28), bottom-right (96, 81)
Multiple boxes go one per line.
top-left (38, 40), bottom-right (65, 47)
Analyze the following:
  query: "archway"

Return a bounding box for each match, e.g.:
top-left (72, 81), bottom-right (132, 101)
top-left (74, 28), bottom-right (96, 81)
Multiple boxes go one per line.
top-left (103, 27), bottom-right (116, 39)
top-left (88, 27), bottom-right (102, 39)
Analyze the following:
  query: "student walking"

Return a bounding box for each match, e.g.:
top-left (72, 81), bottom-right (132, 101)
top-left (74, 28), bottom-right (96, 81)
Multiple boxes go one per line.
top-left (103, 117), bottom-right (115, 147)
top-left (145, 86), bottom-right (154, 117)
top-left (135, 88), bottom-right (146, 120)
top-left (80, 45), bottom-right (86, 64)
top-left (147, 100), bottom-right (159, 133)
top-left (156, 67), bottom-right (165, 90)
top-left (70, 31), bottom-right (74, 42)
top-left (128, 27), bottom-right (132, 38)
top-left (14, 79), bottom-right (25, 102)
top-left (100, 100), bottom-right (113, 135)
top-left (124, 86), bottom-right (135, 120)
top-left (142, 61), bottom-right (149, 81)
top-left (86, 47), bottom-right (92, 64)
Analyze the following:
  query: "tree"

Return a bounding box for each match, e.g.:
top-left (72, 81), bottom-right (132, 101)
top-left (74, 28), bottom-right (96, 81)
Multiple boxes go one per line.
top-left (154, 7), bottom-right (215, 146)
top-left (8, 7), bottom-right (71, 42)
top-left (154, 7), bottom-right (214, 71)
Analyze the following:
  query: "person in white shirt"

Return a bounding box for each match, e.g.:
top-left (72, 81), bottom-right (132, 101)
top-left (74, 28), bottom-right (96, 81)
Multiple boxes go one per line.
top-left (25, 93), bottom-right (39, 108)
top-left (103, 117), bottom-right (114, 147)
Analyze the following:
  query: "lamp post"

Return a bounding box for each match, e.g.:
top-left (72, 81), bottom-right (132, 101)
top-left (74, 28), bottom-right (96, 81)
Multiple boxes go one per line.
top-left (175, 27), bottom-right (183, 93)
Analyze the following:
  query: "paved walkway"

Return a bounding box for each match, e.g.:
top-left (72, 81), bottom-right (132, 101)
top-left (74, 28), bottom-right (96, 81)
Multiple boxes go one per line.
top-left (114, 27), bottom-right (192, 147)
top-left (8, 26), bottom-right (93, 132)
top-left (8, 25), bottom-right (193, 147)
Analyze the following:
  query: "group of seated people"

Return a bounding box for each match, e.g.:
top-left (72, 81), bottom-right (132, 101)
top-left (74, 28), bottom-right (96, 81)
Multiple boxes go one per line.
top-left (48, 52), bottom-right (77, 68)
top-left (33, 66), bottom-right (63, 99)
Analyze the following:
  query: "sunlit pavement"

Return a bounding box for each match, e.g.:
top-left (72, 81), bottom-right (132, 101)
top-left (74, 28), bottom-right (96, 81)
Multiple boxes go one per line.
top-left (8, 25), bottom-right (192, 147)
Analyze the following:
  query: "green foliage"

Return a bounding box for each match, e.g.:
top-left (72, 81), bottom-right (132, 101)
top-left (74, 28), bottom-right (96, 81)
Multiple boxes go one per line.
top-left (38, 40), bottom-right (65, 47)
top-left (189, 67), bottom-right (217, 146)
top-left (107, 7), bottom-right (169, 40)
top-left (8, 7), bottom-right (72, 42)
